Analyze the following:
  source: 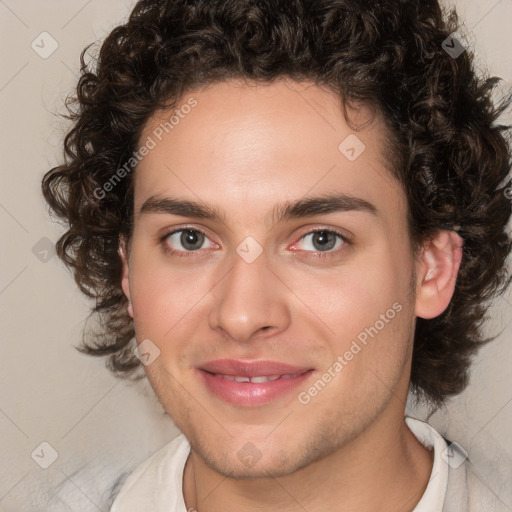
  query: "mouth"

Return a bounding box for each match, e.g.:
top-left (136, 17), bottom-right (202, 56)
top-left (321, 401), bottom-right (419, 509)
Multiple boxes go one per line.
top-left (211, 371), bottom-right (306, 383)
top-left (197, 359), bottom-right (314, 407)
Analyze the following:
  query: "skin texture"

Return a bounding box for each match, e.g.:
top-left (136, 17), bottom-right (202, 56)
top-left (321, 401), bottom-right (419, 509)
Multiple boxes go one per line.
top-left (120, 79), bottom-right (463, 511)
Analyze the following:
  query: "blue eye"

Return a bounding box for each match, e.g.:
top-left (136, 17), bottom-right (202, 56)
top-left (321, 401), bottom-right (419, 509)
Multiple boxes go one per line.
top-left (163, 229), bottom-right (216, 255)
top-left (160, 227), bottom-right (348, 259)
top-left (296, 229), bottom-right (346, 253)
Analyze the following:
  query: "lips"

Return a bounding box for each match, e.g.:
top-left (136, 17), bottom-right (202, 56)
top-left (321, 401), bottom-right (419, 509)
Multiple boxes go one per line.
top-left (215, 372), bottom-right (304, 383)
top-left (198, 359), bottom-right (314, 407)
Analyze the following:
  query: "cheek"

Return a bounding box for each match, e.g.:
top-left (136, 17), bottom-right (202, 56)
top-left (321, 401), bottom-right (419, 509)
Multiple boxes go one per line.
top-left (298, 264), bottom-right (413, 415)
top-left (338, 254), bottom-right (414, 379)
top-left (128, 250), bottom-right (216, 350)
top-left (303, 248), bottom-right (412, 343)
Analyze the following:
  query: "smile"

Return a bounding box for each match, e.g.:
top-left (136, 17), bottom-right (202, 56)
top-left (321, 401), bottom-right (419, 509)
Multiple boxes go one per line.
top-left (197, 361), bottom-right (314, 407)
top-left (212, 371), bottom-right (307, 383)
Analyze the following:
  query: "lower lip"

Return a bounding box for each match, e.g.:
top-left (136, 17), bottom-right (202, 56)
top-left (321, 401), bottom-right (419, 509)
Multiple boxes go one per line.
top-left (198, 369), bottom-right (314, 407)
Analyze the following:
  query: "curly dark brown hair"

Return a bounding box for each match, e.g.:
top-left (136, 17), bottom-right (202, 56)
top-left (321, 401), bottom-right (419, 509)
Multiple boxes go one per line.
top-left (42, 0), bottom-right (512, 409)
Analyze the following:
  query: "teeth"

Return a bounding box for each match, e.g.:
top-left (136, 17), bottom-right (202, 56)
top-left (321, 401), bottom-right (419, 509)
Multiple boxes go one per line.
top-left (250, 376), bottom-right (275, 383)
top-left (216, 373), bottom-right (302, 383)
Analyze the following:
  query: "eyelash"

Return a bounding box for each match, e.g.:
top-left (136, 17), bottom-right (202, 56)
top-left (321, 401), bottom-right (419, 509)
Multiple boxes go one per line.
top-left (160, 226), bottom-right (349, 260)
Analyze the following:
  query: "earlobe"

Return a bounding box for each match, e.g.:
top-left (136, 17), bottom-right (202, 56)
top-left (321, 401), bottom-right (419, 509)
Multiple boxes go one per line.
top-left (414, 230), bottom-right (463, 319)
top-left (118, 238), bottom-right (133, 318)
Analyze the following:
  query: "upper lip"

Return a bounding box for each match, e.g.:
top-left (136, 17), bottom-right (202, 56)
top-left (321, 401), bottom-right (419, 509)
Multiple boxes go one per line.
top-left (199, 359), bottom-right (312, 377)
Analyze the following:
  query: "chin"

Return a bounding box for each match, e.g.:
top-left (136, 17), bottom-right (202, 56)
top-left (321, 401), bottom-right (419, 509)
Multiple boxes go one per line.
top-left (190, 431), bottom-right (326, 480)
top-left (204, 450), bottom-right (303, 480)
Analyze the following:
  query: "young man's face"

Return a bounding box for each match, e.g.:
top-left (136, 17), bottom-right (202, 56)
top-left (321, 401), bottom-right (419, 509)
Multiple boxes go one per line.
top-left (121, 79), bottom-right (429, 478)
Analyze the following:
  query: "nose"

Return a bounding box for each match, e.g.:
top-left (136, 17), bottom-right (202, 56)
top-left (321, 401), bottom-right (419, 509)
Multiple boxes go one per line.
top-left (207, 245), bottom-right (291, 344)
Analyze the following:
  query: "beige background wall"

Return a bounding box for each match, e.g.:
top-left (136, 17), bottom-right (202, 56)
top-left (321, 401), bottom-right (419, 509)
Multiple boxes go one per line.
top-left (0, 0), bottom-right (511, 510)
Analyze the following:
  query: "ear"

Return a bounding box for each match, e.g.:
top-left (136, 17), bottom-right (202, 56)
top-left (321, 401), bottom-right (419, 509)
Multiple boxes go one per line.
top-left (414, 230), bottom-right (463, 319)
top-left (118, 237), bottom-right (133, 318)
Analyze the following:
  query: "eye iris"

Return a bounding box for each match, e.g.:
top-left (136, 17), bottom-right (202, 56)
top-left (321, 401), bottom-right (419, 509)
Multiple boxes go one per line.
top-left (313, 231), bottom-right (337, 251)
top-left (181, 229), bottom-right (204, 250)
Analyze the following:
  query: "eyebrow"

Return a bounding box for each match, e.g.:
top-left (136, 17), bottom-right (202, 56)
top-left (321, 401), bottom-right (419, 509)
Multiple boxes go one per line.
top-left (139, 192), bottom-right (378, 228)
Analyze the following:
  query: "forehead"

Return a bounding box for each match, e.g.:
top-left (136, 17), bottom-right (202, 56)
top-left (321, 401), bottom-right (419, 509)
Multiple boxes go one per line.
top-left (133, 79), bottom-right (405, 224)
